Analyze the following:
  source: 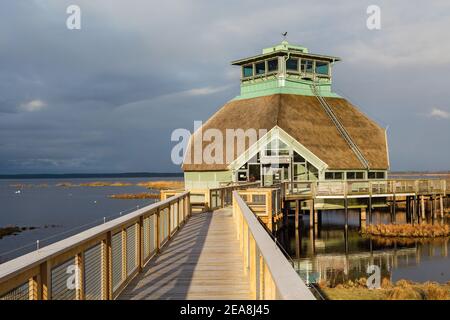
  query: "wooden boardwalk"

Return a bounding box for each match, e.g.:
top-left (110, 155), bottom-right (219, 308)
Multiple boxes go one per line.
top-left (118, 208), bottom-right (252, 300)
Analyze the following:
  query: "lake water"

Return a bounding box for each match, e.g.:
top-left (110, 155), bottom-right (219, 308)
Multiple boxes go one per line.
top-left (276, 209), bottom-right (450, 285)
top-left (0, 177), bottom-right (180, 263)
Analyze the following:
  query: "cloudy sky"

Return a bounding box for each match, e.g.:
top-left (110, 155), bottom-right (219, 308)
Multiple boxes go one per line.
top-left (0, 0), bottom-right (449, 173)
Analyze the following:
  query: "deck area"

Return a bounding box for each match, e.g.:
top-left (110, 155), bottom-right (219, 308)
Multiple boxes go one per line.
top-left (118, 208), bottom-right (252, 300)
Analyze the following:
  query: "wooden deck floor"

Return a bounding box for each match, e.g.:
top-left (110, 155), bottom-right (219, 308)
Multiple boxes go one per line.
top-left (118, 208), bottom-right (252, 300)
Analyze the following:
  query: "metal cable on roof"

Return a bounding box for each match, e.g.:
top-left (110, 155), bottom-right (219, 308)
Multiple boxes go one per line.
top-left (311, 83), bottom-right (370, 169)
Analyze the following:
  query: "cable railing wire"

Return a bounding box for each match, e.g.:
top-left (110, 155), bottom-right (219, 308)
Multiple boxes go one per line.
top-left (0, 200), bottom-right (155, 263)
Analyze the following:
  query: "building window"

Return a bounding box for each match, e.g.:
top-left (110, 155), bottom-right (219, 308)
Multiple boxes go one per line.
top-left (267, 59), bottom-right (278, 72)
top-left (325, 172), bottom-right (344, 180)
top-left (315, 61), bottom-right (329, 75)
top-left (255, 61), bottom-right (265, 75)
top-left (248, 164), bottom-right (261, 182)
top-left (368, 172), bottom-right (385, 179)
top-left (243, 64), bottom-right (253, 77)
top-left (286, 58), bottom-right (298, 71)
top-left (301, 59), bottom-right (314, 73)
top-left (238, 171), bottom-right (247, 181)
top-left (293, 151), bottom-right (305, 163)
top-left (265, 139), bottom-right (289, 156)
top-left (308, 164), bottom-right (319, 180)
top-left (347, 172), bottom-right (364, 180)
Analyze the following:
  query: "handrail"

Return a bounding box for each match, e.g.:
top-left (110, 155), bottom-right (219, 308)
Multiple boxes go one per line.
top-left (232, 191), bottom-right (315, 300)
top-left (209, 182), bottom-right (260, 210)
top-left (284, 179), bottom-right (447, 198)
top-left (0, 192), bottom-right (191, 300)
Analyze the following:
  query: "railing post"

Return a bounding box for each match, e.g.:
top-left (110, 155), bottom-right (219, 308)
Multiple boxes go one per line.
top-left (167, 204), bottom-right (171, 240)
top-left (28, 276), bottom-right (38, 300)
top-left (75, 252), bottom-right (84, 300)
top-left (39, 261), bottom-right (50, 300)
top-left (156, 209), bottom-right (161, 253)
top-left (177, 199), bottom-right (181, 229)
top-left (138, 216), bottom-right (144, 272)
top-left (104, 232), bottom-right (112, 300)
top-left (122, 228), bottom-right (127, 283)
top-left (249, 236), bottom-right (257, 299)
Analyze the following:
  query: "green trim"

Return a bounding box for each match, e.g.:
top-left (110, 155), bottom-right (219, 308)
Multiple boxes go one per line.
top-left (233, 79), bottom-right (341, 101)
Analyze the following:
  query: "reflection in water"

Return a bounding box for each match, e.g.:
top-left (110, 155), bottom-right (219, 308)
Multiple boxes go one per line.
top-left (276, 209), bottom-right (450, 286)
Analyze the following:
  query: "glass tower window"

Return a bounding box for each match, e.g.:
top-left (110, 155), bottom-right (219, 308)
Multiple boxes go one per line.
top-left (286, 58), bottom-right (298, 71)
top-left (255, 62), bottom-right (265, 75)
top-left (267, 59), bottom-right (278, 72)
top-left (243, 65), bottom-right (253, 77)
top-left (301, 60), bottom-right (314, 73)
top-left (315, 61), bottom-right (329, 75)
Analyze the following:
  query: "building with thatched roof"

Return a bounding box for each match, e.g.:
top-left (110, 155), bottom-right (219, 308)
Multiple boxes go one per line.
top-left (182, 41), bottom-right (389, 189)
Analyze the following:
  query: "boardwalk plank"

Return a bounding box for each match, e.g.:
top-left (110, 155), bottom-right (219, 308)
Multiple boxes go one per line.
top-left (118, 208), bottom-right (251, 300)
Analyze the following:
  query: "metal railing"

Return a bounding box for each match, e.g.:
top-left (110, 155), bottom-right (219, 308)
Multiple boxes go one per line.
top-left (0, 192), bottom-right (191, 300)
top-left (232, 191), bottom-right (315, 300)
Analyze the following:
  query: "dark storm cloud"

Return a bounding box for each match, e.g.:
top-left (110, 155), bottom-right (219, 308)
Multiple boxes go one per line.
top-left (0, 0), bottom-right (449, 173)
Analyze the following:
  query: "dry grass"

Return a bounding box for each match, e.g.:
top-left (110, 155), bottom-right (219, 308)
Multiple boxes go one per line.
top-left (10, 183), bottom-right (48, 188)
top-left (136, 180), bottom-right (184, 190)
top-left (362, 223), bottom-right (450, 238)
top-left (320, 278), bottom-right (450, 300)
top-left (55, 180), bottom-right (184, 190)
top-left (108, 193), bottom-right (160, 200)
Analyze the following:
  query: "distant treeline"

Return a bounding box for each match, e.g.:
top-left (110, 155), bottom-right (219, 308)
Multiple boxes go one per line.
top-left (0, 172), bottom-right (183, 179)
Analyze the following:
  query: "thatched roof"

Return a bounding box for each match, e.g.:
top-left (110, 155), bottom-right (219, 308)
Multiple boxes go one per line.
top-left (182, 94), bottom-right (389, 171)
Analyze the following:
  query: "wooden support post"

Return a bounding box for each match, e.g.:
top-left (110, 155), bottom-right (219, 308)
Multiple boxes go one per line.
top-left (344, 198), bottom-right (349, 231)
top-left (440, 195), bottom-right (445, 219)
top-left (406, 196), bottom-right (410, 223)
top-left (413, 195), bottom-right (417, 225)
top-left (368, 197), bottom-right (372, 225)
top-left (295, 200), bottom-right (299, 229)
top-left (432, 196), bottom-right (437, 220)
top-left (392, 195), bottom-right (396, 224)
top-left (360, 207), bottom-right (367, 221)
top-left (314, 210), bottom-right (319, 225)
top-left (309, 200), bottom-right (314, 229)
top-left (421, 196), bottom-right (426, 221)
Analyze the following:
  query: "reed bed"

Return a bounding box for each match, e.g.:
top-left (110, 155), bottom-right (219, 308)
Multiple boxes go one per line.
top-left (362, 223), bottom-right (450, 238)
top-left (136, 180), bottom-right (184, 190)
top-left (320, 278), bottom-right (450, 300)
